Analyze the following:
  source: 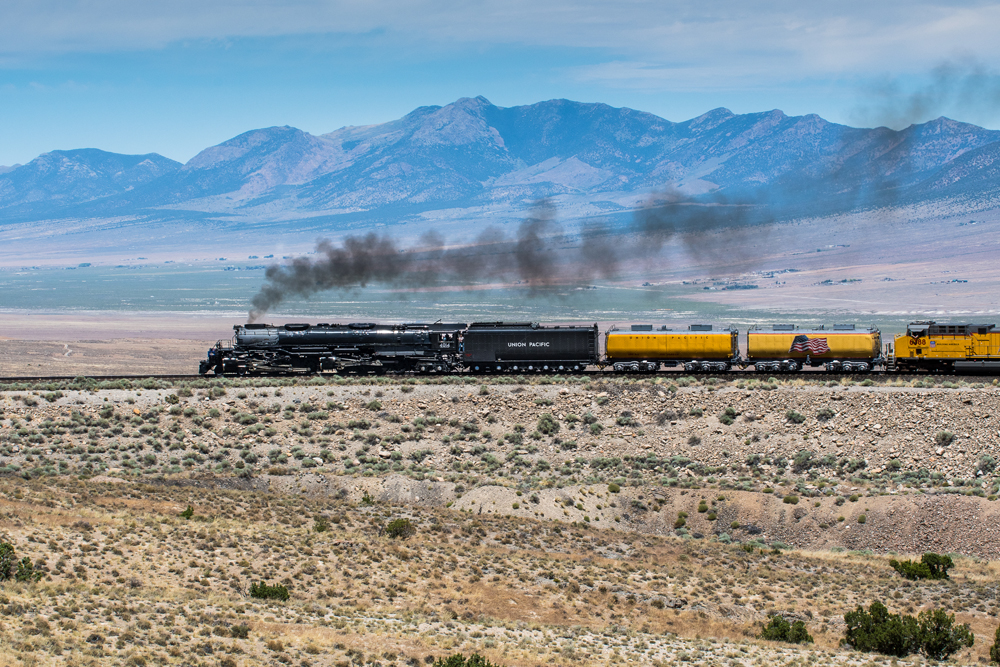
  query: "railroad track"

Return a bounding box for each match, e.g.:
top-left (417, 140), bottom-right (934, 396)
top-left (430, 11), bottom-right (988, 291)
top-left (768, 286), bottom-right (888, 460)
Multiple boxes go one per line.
top-left (0, 370), bottom-right (992, 384)
top-left (0, 374), bottom-right (202, 383)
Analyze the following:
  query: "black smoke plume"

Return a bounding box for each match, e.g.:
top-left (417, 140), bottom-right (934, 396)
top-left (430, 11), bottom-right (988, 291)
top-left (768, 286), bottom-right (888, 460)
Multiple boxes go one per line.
top-left (852, 59), bottom-right (1000, 130)
top-left (248, 195), bottom-right (770, 321)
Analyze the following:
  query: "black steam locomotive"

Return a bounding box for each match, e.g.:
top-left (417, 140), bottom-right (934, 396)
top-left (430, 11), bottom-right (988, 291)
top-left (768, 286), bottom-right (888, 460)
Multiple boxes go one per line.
top-left (199, 322), bottom-right (599, 376)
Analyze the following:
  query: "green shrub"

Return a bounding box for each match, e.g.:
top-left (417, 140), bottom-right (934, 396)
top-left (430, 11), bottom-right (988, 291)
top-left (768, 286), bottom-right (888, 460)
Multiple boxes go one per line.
top-left (249, 582), bottom-right (289, 601)
top-left (365, 400), bottom-right (382, 411)
top-left (792, 450), bottom-right (814, 471)
top-left (759, 615), bottom-right (813, 644)
top-left (816, 407), bottom-right (835, 421)
top-left (844, 601), bottom-right (919, 657)
top-left (858, 515), bottom-right (867, 524)
top-left (313, 516), bottom-right (330, 533)
top-left (917, 608), bottom-right (975, 660)
top-left (785, 410), bottom-right (806, 424)
top-left (607, 483), bottom-right (620, 493)
top-left (843, 601), bottom-right (973, 660)
top-left (537, 413), bottom-right (560, 436)
top-left (935, 430), bottom-right (955, 446)
top-left (179, 506), bottom-right (194, 519)
top-left (431, 653), bottom-right (502, 667)
top-left (0, 543), bottom-right (38, 582)
top-left (615, 412), bottom-right (637, 427)
top-left (697, 501), bottom-right (708, 513)
top-left (783, 495), bottom-right (799, 505)
top-left (15, 556), bottom-right (42, 583)
top-left (889, 553), bottom-right (953, 581)
top-left (230, 624), bottom-right (250, 639)
top-left (990, 624), bottom-right (1000, 664)
top-left (386, 518), bottom-right (416, 539)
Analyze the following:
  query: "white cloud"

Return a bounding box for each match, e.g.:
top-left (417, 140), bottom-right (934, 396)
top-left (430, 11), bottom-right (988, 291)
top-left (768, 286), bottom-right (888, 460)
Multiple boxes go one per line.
top-left (3, 0), bottom-right (999, 80)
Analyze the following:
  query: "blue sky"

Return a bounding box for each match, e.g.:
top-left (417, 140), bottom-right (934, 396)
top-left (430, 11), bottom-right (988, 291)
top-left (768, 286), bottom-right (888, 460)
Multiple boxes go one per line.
top-left (2, 0), bottom-right (1000, 166)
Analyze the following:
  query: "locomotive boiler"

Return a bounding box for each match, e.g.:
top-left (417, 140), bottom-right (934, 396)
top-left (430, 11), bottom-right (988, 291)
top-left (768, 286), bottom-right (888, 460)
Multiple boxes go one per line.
top-left (200, 322), bottom-right (466, 376)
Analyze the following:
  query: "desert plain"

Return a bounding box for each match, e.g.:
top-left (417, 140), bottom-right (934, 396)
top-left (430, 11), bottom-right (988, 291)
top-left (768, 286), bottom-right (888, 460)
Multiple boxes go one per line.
top-left (0, 369), bottom-right (999, 666)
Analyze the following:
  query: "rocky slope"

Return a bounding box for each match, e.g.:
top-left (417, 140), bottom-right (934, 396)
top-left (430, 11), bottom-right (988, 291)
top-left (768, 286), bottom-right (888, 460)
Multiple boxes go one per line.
top-left (2, 375), bottom-right (999, 557)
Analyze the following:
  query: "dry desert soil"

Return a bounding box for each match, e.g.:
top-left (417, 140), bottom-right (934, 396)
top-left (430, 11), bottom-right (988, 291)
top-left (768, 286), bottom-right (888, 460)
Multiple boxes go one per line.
top-left (0, 372), bottom-right (999, 666)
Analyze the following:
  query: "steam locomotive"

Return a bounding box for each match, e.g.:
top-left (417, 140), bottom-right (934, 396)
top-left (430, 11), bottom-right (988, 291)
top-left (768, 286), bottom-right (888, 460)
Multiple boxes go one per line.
top-left (198, 319), bottom-right (998, 376)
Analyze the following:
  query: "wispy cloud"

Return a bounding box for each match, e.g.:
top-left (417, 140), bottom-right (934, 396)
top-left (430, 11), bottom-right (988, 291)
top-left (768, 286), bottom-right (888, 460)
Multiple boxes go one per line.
top-left (4, 0), bottom-right (999, 77)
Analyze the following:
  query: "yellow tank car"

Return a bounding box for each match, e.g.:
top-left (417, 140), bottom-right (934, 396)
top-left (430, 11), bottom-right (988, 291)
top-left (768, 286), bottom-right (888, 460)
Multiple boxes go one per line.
top-left (893, 321), bottom-right (1000, 372)
top-left (747, 324), bottom-right (881, 372)
top-left (605, 324), bottom-right (738, 372)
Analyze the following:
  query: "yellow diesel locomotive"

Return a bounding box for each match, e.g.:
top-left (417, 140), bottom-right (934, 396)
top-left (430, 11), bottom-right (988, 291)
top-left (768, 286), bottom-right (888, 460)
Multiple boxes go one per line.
top-left (893, 321), bottom-right (1000, 373)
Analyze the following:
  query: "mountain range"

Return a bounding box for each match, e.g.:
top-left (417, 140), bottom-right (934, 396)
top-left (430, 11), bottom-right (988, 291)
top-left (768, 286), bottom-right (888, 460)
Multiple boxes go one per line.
top-left (3, 96), bottom-right (1000, 236)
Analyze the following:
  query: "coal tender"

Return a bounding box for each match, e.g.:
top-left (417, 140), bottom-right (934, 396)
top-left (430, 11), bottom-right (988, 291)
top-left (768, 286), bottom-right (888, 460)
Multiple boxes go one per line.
top-left (461, 322), bottom-right (599, 373)
top-left (200, 322), bottom-right (466, 376)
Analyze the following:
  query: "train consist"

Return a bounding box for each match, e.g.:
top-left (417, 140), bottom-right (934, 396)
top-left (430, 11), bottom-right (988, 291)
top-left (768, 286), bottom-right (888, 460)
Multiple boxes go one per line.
top-left (199, 319), bottom-right (1000, 376)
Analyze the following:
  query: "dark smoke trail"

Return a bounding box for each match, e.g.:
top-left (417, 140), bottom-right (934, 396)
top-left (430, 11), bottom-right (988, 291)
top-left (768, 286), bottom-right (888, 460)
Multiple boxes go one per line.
top-left (851, 59), bottom-right (1000, 130)
top-left (249, 200), bottom-right (616, 320)
top-left (633, 188), bottom-right (775, 265)
top-left (247, 194), bottom-right (771, 321)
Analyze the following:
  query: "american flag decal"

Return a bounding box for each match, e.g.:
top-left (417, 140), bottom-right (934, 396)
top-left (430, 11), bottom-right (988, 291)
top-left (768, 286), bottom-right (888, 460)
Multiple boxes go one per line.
top-left (789, 335), bottom-right (830, 354)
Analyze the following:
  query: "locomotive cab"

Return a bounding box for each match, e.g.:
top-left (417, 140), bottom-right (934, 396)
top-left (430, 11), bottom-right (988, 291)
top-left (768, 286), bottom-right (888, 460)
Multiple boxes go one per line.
top-left (894, 321), bottom-right (1000, 372)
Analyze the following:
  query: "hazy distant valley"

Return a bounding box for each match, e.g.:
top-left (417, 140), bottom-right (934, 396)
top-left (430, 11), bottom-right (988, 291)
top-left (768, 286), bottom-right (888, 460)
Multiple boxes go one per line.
top-left (3, 96), bottom-right (1000, 327)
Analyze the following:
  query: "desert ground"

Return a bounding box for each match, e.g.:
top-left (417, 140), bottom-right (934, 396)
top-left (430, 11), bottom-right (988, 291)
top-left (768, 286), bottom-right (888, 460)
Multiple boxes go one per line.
top-left (0, 373), bottom-right (999, 666)
top-left (2, 202), bottom-right (1000, 666)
